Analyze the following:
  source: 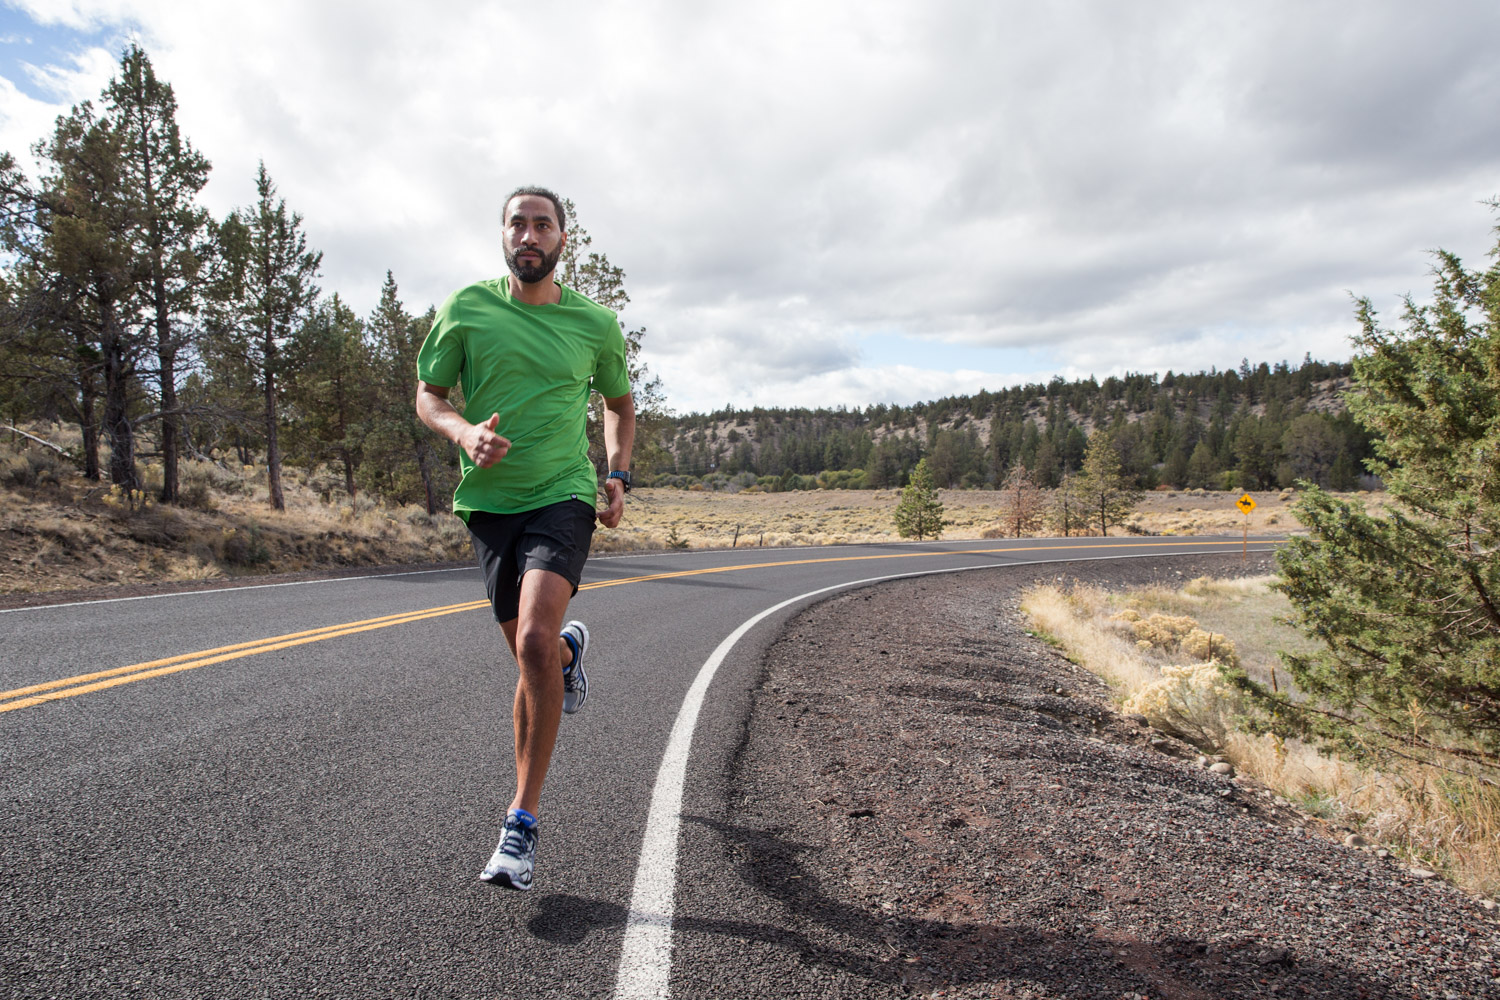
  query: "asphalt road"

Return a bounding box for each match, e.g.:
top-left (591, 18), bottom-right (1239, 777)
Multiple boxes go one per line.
top-left (0, 535), bottom-right (1281, 999)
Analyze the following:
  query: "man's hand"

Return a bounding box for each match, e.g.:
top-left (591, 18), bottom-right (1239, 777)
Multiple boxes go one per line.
top-left (598, 476), bottom-right (625, 528)
top-left (461, 414), bottom-right (510, 468)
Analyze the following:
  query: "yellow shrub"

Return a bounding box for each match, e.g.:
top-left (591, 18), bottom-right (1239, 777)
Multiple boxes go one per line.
top-left (1123, 660), bottom-right (1238, 748)
top-left (1128, 613), bottom-right (1198, 650)
top-left (1183, 627), bottom-right (1239, 668)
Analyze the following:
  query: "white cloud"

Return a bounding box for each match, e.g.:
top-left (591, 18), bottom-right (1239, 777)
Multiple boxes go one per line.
top-left (0, 0), bottom-right (1496, 414)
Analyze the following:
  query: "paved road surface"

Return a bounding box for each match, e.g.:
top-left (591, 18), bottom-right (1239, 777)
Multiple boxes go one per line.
top-left (1, 536), bottom-right (1280, 999)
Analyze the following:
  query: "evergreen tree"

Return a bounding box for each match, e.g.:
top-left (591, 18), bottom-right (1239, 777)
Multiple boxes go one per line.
top-left (207, 163), bottom-right (321, 510)
top-left (1247, 207), bottom-right (1500, 775)
top-left (363, 275), bottom-right (452, 512)
top-left (105, 45), bottom-right (211, 504)
top-left (893, 457), bottom-right (945, 540)
top-left (285, 294), bottom-right (371, 499)
top-left (1074, 432), bottom-right (1144, 536)
top-left (1046, 472), bottom-right (1089, 537)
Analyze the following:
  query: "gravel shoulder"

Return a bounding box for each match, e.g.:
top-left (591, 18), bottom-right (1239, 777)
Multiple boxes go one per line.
top-left (675, 554), bottom-right (1498, 999)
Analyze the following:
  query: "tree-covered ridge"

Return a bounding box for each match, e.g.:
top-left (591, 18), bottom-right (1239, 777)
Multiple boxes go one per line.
top-left (660, 356), bottom-right (1372, 493)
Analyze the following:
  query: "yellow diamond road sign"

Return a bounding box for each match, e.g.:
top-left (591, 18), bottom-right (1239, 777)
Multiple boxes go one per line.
top-left (1236, 493), bottom-right (1257, 515)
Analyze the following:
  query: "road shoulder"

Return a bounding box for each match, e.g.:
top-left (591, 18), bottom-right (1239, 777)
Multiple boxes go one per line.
top-left (673, 553), bottom-right (1497, 999)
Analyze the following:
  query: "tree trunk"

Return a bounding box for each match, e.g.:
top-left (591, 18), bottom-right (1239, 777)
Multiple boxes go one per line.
top-left (416, 437), bottom-right (437, 515)
top-left (78, 385), bottom-right (100, 482)
top-left (340, 445), bottom-right (356, 500)
top-left (264, 366), bottom-right (284, 510)
top-left (101, 307), bottom-right (138, 490)
top-left (156, 296), bottom-right (178, 504)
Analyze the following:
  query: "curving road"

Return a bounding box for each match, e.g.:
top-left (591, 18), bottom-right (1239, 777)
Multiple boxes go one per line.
top-left (0, 535), bottom-right (1281, 999)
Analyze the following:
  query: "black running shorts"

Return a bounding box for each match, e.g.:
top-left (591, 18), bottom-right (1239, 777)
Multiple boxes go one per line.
top-left (465, 500), bottom-right (597, 623)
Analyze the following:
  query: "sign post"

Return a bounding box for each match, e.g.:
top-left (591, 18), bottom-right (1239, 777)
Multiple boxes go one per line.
top-left (1236, 493), bottom-right (1257, 562)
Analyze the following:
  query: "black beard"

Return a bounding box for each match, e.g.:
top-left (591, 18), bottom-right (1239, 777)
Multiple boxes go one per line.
top-left (504, 243), bottom-right (563, 285)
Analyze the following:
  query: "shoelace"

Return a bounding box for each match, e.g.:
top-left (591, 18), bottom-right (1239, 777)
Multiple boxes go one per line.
top-left (501, 823), bottom-right (535, 857)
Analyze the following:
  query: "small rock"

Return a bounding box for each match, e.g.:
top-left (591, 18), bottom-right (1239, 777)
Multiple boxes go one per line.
top-left (1150, 738), bottom-right (1169, 749)
top-left (1209, 762), bottom-right (1235, 777)
top-left (1344, 833), bottom-right (1369, 848)
top-left (1482, 899), bottom-right (1497, 912)
top-left (1410, 868), bottom-right (1438, 880)
top-left (1196, 755), bottom-right (1210, 768)
top-left (1376, 849), bottom-right (1390, 858)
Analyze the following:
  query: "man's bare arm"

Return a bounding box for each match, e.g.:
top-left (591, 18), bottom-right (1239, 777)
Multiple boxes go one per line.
top-left (598, 392), bottom-right (635, 528)
top-left (415, 380), bottom-right (510, 468)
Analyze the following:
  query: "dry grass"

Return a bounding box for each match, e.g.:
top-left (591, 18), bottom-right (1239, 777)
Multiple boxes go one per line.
top-left (0, 422), bottom-right (1384, 596)
top-left (1021, 577), bottom-right (1500, 901)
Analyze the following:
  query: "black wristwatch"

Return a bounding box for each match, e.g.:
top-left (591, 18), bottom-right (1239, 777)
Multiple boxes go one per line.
top-left (607, 470), bottom-right (632, 493)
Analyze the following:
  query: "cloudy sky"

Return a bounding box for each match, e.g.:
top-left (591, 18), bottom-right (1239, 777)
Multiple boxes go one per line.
top-left (1, 1), bottom-right (1496, 415)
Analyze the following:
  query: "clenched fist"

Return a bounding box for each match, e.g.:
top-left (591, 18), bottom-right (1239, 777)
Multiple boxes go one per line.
top-left (462, 414), bottom-right (510, 468)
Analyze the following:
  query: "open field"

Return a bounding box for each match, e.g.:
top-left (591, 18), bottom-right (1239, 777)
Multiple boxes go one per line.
top-left (1, 426), bottom-right (1386, 596)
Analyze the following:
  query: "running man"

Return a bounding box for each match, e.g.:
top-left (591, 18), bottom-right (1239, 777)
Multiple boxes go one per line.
top-left (415, 186), bottom-right (635, 890)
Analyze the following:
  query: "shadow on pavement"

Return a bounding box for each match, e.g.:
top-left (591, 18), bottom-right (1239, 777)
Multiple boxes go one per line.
top-left (676, 814), bottom-right (1405, 999)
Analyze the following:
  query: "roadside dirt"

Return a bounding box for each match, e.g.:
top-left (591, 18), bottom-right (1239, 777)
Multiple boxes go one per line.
top-left (701, 554), bottom-right (1497, 999)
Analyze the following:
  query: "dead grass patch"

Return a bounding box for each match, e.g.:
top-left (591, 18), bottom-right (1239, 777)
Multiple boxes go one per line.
top-left (1022, 576), bottom-right (1500, 901)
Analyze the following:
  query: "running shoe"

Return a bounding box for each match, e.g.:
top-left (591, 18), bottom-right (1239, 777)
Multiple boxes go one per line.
top-left (480, 811), bottom-right (538, 890)
top-left (560, 620), bottom-right (590, 714)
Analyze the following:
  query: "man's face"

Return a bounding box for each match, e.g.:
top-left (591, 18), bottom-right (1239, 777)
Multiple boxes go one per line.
top-left (502, 195), bottom-right (566, 284)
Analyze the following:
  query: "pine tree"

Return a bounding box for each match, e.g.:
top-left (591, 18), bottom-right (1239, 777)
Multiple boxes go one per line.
top-left (284, 294), bottom-right (371, 499)
top-left (105, 45), bottom-right (211, 504)
top-left (893, 457), bottom-right (945, 540)
top-left (1245, 206), bottom-right (1500, 775)
top-left (1046, 472), bottom-right (1089, 537)
top-left (1074, 432), bottom-right (1144, 536)
top-left (206, 163), bottom-right (321, 510)
top-left (364, 272), bottom-right (448, 513)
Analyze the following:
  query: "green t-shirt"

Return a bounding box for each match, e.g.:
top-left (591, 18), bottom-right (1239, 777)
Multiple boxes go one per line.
top-left (417, 278), bottom-right (631, 516)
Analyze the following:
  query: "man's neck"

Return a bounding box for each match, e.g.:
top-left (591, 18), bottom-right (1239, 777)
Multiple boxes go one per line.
top-left (508, 273), bottom-right (562, 306)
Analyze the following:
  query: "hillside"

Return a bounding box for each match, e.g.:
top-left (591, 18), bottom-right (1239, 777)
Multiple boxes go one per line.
top-left (655, 358), bottom-right (1369, 494)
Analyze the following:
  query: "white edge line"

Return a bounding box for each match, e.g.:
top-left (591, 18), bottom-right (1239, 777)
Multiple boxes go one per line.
top-left (0, 566), bottom-right (475, 614)
top-left (609, 545), bottom-right (1280, 999)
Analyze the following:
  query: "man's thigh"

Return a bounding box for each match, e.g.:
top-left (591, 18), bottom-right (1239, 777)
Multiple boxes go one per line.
top-left (469, 500), bottom-right (595, 624)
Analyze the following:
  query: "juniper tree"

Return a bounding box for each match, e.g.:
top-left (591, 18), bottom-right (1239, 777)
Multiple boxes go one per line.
top-left (1073, 432), bottom-right (1143, 536)
top-left (1242, 204), bottom-right (1500, 775)
top-left (893, 457), bottom-right (945, 540)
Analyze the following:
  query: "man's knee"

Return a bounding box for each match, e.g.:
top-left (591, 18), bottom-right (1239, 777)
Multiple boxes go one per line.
top-left (514, 622), bottom-right (561, 670)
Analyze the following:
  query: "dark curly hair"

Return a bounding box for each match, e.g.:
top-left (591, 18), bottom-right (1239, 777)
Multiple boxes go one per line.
top-left (502, 186), bottom-right (566, 231)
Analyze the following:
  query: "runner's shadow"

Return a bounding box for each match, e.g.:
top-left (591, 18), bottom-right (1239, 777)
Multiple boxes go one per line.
top-left (676, 813), bottom-right (1421, 997)
top-left (526, 893), bottom-right (627, 944)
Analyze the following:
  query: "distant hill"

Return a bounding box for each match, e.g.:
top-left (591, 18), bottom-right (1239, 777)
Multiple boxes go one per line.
top-left (650, 357), bottom-right (1371, 492)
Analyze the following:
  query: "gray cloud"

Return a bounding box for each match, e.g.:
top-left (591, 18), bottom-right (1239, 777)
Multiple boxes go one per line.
top-left (0, 0), bottom-right (1495, 413)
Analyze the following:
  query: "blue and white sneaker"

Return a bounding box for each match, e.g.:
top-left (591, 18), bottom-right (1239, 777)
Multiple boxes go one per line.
top-left (480, 810), bottom-right (538, 890)
top-left (560, 620), bottom-right (590, 714)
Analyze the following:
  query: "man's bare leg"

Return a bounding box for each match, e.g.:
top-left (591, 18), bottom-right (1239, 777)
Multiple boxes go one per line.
top-left (497, 568), bottom-right (577, 817)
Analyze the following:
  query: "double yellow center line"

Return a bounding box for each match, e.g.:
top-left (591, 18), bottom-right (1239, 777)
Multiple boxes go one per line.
top-left (0, 540), bottom-right (1274, 714)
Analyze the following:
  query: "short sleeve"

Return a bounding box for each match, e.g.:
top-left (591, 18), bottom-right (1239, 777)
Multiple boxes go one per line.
top-left (592, 323), bottom-right (631, 399)
top-left (417, 292), bottom-right (465, 388)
